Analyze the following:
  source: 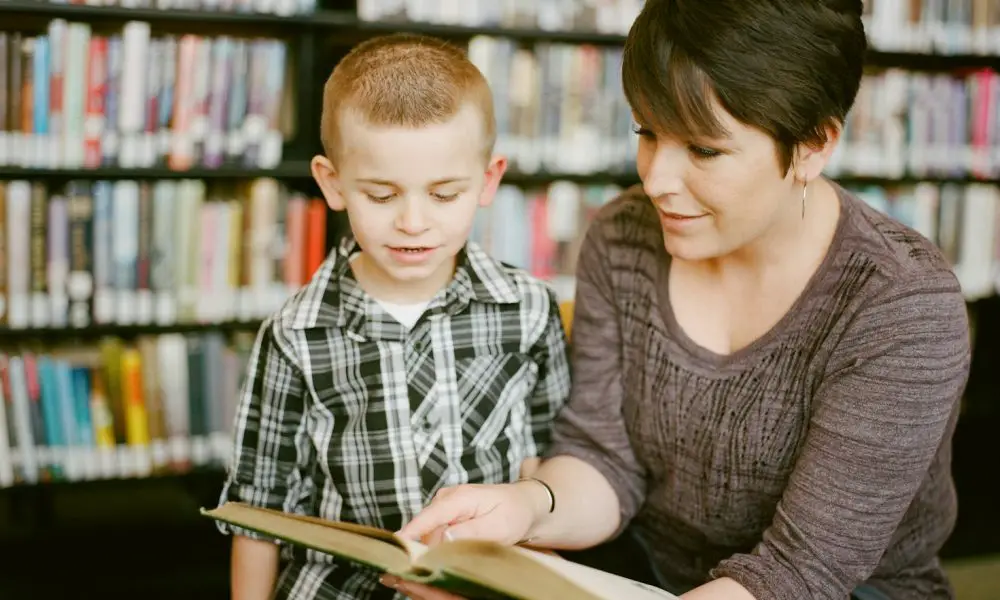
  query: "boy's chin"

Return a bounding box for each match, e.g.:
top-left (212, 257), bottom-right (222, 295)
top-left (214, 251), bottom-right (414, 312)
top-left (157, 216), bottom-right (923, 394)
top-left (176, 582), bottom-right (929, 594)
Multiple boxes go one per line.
top-left (374, 253), bottom-right (457, 284)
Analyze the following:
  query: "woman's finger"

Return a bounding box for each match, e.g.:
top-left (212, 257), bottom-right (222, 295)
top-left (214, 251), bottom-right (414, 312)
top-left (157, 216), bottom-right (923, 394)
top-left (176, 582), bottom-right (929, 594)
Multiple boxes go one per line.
top-left (419, 523), bottom-right (452, 546)
top-left (379, 575), bottom-right (467, 600)
top-left (397, 489), bottom-right (475, 540)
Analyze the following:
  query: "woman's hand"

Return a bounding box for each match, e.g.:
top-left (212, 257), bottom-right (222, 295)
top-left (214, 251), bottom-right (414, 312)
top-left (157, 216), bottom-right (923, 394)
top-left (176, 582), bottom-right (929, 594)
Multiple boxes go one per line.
top-left (380, 575), bottom-right (467, 600)
top-left (397, 481), bottom-right (548, 545)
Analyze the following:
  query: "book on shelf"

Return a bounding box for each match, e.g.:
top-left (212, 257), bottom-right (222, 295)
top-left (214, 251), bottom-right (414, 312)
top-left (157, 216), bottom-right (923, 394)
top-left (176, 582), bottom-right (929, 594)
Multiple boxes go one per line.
top-left (0, 330), bottom-right (254, 487)
top-left (467, 36), bottom-right (637, 177)
top-left (0, 0), bottom-right (317, 16)
top-left (0, 21), bottom-right (292, 171)
top-left (862, 0), bottom-right (1000, 55)
top-left (355, 0), bottom-right (644, 36)
top-left (202, 502), bottom-right (678, 600)
top-left (827, 67), bottom-right (1000, 180)
top-left (0, 177), bottom-right (327, 330)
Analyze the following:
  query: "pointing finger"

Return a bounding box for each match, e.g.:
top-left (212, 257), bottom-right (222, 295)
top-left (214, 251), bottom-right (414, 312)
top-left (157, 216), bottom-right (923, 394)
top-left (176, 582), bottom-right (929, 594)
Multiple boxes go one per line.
top-left (398, 490), bottom-right (476, 541)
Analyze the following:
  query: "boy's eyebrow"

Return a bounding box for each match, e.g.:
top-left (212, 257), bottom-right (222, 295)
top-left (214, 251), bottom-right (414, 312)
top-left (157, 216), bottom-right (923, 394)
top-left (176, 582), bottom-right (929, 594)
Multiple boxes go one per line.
top-left (356, 177), bottom-right (471, 186)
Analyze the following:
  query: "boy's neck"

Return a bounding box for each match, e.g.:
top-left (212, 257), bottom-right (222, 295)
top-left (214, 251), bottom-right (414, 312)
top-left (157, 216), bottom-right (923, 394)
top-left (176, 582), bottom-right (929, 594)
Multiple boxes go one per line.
top-left (349, 251), bottom-right (458, 305)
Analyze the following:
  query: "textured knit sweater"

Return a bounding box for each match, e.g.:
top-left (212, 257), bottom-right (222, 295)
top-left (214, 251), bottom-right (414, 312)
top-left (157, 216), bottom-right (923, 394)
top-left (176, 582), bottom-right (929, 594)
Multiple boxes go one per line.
top-left (548, 181), bottom-right (971, 600)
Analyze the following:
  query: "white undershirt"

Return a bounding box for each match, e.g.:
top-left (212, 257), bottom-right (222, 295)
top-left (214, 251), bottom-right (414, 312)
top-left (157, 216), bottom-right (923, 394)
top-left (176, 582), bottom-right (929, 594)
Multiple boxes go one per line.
top-left (349, 253), bottom-right (430, 329)
top-left (375, 299), bottom-right (429, 329)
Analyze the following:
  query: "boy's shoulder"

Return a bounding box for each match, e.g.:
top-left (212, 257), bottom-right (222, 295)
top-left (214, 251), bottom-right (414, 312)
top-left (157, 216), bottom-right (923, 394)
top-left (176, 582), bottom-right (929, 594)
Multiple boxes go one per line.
top-left (269, 243), bottom-right (347, 334)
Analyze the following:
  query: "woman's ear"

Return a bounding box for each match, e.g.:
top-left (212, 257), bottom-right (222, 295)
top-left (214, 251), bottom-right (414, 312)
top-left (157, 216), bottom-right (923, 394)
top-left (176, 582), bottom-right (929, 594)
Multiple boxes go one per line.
top-left (793, 122), bottom-right (842, 182)
top-left (311, 155), bottom-right (346, 211)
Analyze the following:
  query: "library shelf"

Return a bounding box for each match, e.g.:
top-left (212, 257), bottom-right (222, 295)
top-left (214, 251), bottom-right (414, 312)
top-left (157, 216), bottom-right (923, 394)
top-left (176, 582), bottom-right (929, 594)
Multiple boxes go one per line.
top-left (834, 174), bottom-right (1000, 186)
top-left (503, 171), bottom-right (639, 186)
top-left (0, 1), bottom-right (321, 26)
top-left (0, 163), bottom-right (313, 180)
top-left (0, 165), bottom-right (637, 184)
top-left (3, 165), bottom-right (997, 188)
top-left (866, 49), bottom-right (1000, 71)
top-left (0, 321), bottom-right (263, 341)
top-left (0, 465), bottom-right (226, 492)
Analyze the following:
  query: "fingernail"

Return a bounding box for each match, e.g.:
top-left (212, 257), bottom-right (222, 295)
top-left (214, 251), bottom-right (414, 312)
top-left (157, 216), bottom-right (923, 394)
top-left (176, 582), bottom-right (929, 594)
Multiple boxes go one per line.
top-left (380, 574), bottom-right (399, 589)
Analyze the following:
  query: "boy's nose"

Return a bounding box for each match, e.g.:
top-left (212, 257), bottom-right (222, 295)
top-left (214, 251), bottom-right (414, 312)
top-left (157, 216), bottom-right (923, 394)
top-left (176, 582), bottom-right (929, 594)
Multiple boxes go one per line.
top-left (395, 199), bottom-right (429, 234)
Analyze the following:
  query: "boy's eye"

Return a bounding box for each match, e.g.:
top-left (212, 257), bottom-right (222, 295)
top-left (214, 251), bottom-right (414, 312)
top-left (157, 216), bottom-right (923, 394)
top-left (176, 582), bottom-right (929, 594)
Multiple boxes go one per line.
top-left (688, 144), bottom-right (721, 159)
top-left (365, 193), bottom-right (394, 203)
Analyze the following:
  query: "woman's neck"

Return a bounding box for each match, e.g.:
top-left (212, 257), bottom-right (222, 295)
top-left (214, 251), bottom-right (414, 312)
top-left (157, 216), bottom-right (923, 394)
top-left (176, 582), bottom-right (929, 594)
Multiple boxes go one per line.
top-left (695, 178), bottom-right (842, 285)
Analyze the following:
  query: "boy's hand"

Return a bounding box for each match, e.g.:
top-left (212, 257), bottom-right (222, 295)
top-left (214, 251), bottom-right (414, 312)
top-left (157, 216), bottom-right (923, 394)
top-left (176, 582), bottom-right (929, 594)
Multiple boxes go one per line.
top-left (380, 575), bottom-right (466, 600)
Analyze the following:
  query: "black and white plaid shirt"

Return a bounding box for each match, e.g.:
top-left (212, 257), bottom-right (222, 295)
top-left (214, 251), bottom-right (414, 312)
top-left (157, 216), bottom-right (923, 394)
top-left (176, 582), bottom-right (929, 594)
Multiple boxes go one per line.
top-left (217, 236), bottom-right (571, 600)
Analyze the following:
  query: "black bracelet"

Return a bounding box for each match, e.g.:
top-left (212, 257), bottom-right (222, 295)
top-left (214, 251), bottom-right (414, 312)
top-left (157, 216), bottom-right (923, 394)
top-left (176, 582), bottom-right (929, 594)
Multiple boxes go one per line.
top-left (518, 477), bottom-right (556, 513)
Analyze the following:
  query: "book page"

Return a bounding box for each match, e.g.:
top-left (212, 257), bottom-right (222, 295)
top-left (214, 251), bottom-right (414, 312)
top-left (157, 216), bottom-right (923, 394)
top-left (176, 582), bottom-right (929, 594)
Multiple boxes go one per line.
top-left (201, 503), bottom-right (412, 574)
top-left (414, 539), bottom-right (678, 600)
top-left (512, 546), bottom-right (679, 600)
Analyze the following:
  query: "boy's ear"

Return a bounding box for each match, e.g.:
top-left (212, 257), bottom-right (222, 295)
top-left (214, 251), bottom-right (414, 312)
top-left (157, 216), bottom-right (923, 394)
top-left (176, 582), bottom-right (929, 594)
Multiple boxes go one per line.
top-left (477, 154), bottom-right (508, 209)
top-left (311, 155), bottom-right (347, 211)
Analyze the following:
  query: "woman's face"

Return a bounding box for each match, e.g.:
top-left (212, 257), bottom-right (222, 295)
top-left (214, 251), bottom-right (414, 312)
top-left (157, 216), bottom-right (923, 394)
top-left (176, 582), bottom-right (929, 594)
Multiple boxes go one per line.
top-left (634, 99), bottom-right (824, 262)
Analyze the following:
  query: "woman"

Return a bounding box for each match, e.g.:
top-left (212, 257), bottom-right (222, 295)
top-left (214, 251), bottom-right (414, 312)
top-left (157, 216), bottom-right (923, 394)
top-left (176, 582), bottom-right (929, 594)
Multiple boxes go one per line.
top-left (384, 0), bottom-right (971, 598)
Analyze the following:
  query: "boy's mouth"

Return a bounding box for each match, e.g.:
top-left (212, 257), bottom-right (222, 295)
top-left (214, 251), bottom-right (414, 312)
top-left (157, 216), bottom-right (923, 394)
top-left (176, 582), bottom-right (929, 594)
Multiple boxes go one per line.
top-left (389, 246), bottom-right (434, 253)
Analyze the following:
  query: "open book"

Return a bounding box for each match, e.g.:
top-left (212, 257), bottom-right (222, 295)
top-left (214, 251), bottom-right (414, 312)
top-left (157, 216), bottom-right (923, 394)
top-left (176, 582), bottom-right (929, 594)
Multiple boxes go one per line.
top-left (202, 502), bottom-right (678, 600)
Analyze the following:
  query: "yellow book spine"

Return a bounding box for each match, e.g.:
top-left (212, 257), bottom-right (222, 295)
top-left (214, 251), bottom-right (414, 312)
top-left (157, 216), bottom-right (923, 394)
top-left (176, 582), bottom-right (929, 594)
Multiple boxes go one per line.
top-left (121, 349), bottom-right (150, 448)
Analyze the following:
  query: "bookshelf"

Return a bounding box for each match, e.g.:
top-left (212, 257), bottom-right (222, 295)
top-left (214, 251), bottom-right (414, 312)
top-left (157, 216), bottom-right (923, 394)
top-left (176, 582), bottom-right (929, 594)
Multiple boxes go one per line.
top-left (0, 1), bottom-right (998, 598)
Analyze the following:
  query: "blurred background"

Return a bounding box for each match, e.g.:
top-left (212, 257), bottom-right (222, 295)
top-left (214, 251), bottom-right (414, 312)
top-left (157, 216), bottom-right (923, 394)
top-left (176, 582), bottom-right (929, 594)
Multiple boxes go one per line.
top-left (0, 0), bottom-right (997, 598)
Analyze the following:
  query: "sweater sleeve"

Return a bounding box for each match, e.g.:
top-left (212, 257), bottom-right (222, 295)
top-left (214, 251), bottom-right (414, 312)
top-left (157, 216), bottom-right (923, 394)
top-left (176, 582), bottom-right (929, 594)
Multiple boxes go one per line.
top-left (545, 219), bottom-right (648, 538)
top-left (711, 274), bottom-right (970, 599)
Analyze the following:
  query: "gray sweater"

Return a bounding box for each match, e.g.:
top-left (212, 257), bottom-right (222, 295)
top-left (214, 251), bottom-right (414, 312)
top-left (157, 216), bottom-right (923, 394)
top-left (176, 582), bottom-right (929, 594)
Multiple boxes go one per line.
top-left (548, 182), bottom-right (971, 599)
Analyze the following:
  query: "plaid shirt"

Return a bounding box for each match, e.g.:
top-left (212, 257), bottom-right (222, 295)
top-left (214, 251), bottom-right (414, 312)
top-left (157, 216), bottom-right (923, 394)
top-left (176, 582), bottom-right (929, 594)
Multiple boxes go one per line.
top-left (217, 236), bottom-right (571, 600)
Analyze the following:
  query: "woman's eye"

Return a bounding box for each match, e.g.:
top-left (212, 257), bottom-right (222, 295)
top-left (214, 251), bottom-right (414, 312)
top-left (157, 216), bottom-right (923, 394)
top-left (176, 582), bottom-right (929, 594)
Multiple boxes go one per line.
top-left (432, 192), bottom-right (459, 202)
top-left (689, 145), bottom-right (721, 158)
top-left (631, 124), bottom-right (655, 138)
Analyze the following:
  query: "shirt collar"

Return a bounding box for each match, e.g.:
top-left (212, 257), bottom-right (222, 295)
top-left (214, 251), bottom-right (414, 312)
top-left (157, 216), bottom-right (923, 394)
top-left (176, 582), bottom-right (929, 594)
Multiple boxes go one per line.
top-left (301, 235), bottom-right (521, 336)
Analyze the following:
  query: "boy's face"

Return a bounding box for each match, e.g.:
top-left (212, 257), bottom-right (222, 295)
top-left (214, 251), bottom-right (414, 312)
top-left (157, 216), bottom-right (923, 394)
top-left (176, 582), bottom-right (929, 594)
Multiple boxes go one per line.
top-left (312, 103), bottom-right (506, 303)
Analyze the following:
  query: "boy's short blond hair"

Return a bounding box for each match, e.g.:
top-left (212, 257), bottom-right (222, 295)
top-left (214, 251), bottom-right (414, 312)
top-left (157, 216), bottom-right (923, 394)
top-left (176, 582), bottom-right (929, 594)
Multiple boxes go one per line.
top-left (320, 34), bottom-right (496, 165)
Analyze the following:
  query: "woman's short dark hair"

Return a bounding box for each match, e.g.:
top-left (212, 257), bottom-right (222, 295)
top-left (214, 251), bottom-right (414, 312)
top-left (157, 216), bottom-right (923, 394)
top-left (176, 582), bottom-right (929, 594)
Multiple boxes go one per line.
top-left (622, 0), bottom-right (867, 174)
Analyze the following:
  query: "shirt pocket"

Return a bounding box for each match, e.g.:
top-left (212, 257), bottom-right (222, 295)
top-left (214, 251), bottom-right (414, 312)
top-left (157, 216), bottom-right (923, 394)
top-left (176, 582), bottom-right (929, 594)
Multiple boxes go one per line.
top-left (453, 352), bottom-right (537, 450)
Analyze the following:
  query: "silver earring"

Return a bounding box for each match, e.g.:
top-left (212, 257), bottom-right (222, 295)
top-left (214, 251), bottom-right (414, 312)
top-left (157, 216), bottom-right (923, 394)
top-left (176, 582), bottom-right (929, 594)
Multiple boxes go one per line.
top-left (801, 180), bottom-right (808, 219)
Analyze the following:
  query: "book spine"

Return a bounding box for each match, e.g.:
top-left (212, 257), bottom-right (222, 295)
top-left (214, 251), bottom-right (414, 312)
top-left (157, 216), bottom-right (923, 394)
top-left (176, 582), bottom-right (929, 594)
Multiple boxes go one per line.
top-left (46, 193), bottom-right (69, 329)
top-left (67, 181), bottom-right (95, 328)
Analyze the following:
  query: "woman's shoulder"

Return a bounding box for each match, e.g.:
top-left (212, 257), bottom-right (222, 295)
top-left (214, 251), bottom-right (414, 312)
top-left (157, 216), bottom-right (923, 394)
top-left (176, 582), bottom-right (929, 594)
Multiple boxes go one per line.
top-left (834, 182), bottom-right (962, 299)
top-left (825, 184), bottom-right (968, 350)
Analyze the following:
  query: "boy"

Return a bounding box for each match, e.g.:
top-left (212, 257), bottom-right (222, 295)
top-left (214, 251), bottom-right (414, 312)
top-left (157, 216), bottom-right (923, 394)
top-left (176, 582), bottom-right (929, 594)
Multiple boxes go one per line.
top-left (216, 34), bottom-right (571, 600)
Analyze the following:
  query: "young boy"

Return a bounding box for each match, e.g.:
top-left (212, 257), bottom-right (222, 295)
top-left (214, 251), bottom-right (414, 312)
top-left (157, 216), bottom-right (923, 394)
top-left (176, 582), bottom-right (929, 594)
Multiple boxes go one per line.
top-left (216, 34), bottom-right (571, 600)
